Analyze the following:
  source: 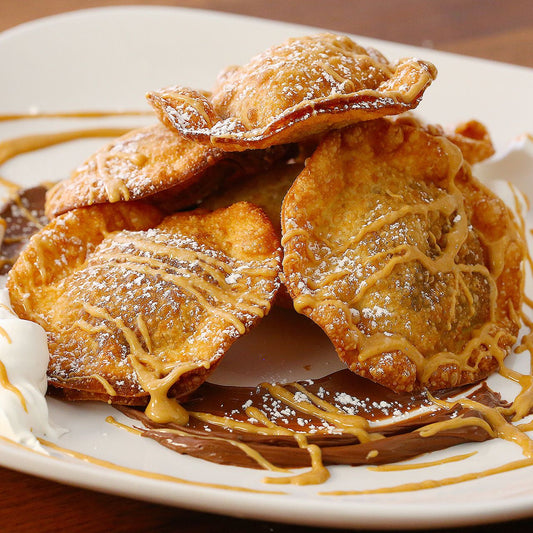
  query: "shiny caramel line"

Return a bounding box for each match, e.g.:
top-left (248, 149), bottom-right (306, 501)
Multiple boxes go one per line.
top-left (320, 457), bottom-right (533, 496)
top-left (82, 302), bottom-right (195, 427)
top-left (0, 325), bottom-right (11, 343)
top-left (38, 438), bottom-right (286, 495)
top-left (429, 394), bottom-right (533, 457)
top-left (261, 382), bottom-right (373, 442)
top-left (367, 452), bottom-right (478, 472)
top-left (240, 406), bottom-right (330, 486)
top-left (12, 194), bottom-right (45, 229)
top-left (105, 416), bottom-right (144, 436)
top-left (0, 360), bottom-right (27, 412)
top-left (138, 419), bottom-right (290, 474)
top-left (0, 110), bottom-right (153, 122)
top-left (0, 128), bottom-right (132, 167)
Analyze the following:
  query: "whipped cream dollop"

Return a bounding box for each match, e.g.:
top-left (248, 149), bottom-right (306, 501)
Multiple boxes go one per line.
top-left (0, 286), bottom-right (60, 451)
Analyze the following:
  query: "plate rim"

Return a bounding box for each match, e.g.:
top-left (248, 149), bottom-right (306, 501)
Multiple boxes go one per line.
top-left (1, 5), bottom-right (533, 530)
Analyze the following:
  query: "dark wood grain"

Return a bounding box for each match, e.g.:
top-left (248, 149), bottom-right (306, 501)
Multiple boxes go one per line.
top-left (0, 2), bottom-right (532, 532)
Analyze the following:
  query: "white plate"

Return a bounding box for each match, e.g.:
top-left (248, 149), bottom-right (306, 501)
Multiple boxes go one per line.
top-left (1, 6), bottom-right (533, 530)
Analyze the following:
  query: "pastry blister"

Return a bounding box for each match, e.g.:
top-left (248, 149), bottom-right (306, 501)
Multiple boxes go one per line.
top-left (147, 33), bottom-right (437, 151)
top-left (281, 118), bottom-right (523, 392)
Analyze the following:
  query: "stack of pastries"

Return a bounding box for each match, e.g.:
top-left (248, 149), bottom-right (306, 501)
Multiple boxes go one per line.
top-left (4, 33), bottom-right (524, 426)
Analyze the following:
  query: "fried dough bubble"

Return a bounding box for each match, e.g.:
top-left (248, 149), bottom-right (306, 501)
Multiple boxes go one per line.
top-left (281, 118), bottom-right (524, 392)
top-left (147, 34), bottom-right (437, 151)
top-left (7, 201), bottom-right (282, 424)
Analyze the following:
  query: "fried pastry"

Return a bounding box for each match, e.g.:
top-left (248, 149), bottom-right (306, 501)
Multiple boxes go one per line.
top-left (44, 123), bottom-right (293, 218)
top-left (147, 33), bottom-right (437, 151)
top-left (7, 202), bottom-right (282, 423)
top-left (396, 116), bottom-right (495, 165)
top-left (201, 160), bottom-right (304, 236)
top-left (281, 118), bottom-right (524, 392)
top-left (201, 160), bottom-right (304, 309)
top-left (446, 120), bottom-right (495, 165)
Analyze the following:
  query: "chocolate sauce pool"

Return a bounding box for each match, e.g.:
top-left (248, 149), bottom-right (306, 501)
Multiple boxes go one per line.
top-left (118, 370), bottom-right (506, 469)
top-left (0, 185), bottom-right (48, 274)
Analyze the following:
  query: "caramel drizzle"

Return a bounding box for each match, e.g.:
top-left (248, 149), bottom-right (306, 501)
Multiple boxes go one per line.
top-left (1, 110), bottom-right (532, 495)
top-left (0, 325), bottom-right (10, 343)
top-left (0, 128), bottom-right (132, 167)
top-left (94, 152), bottom-right (132, 203)
top-left (318, 56), bottom-right (432, 104)
top-left (11, 194), bottom-right (46, 230)
top-left (336, 194), bottom-right (530, 496)
top-left (368, 451), bottom-right (477, 472)
top-left (0, 110), bottom-right (154, 207)
top-left (384, 58), bottom-right (435, 103)
top-left (71, 142), bottom-right (150, 205)
top-left (320, 458), bottom-right (533, 496)
top-left (82, 302), bottom-right (197, 426)
top-left (106, 415), bottom-right (143, 436)
top-left (0, 360), bottom-right (27, 412)
top-left (37, 438), bottom-right (286, 495)
top-left (59, 374), bottom-right (118, 398)
top-left (283, 138), bottom-right (513, 384)
top-left (73, 233), bottom-right (277, 426)
top-left (0, 126), bottom-right (135, 194)
top-left (347, 178), bottom-right (530, 494)
top-left (261, 382), bottom-right (374, 442)
top-left (186, 379), bottom-right (379, 485)
top-left (90, 239), bottom-right (276, 334)
top-left (0, 176), bottom-right (20, 192)
top-left (0, 110), bottom-right (152, 122)
top-left (143, 417), bottom-right (289, 474)
top-left (318, 61), bottom-right (355, 93)
top-left (187, 378), bottom-right (394, 485)
top-left (417, 413), bottom-right (495, 439)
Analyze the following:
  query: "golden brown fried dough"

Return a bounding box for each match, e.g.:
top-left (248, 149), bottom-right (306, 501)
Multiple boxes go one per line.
top-left (44, 124), bottom-right (293, 218)
top-left (147, 33), bottom-right (436, 151)
top-left (201, 160), bottom-right (304, 236)
top-left (281, 119), bottom-right (524, 392)
top-left (201, 161), bottom-right (304, 309)
top-left (7, 202), bottom-right (282, 419)
top-left (446, 120), bottom-right (495, 165)
top-left (396, 116), bottom-right (495, 165)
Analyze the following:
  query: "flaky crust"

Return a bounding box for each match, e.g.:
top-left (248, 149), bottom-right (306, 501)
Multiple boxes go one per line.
top-left (281, 119), bottom-right (524, 392)
top-left (147, 33), bottom-right (436, 151)
top-left (7, 202), bottom-right (281, 405)
top-left (45, 124), bottom-right (294, 218)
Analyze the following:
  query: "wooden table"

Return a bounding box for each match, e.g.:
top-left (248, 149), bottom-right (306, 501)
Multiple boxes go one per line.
top-left (0, 1), bottom-right (532, 532)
